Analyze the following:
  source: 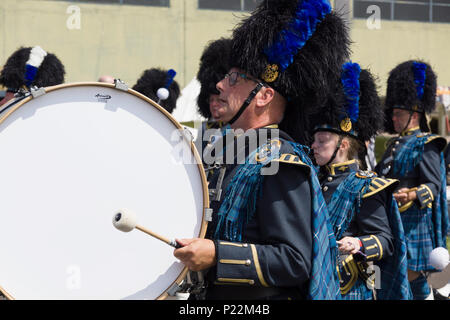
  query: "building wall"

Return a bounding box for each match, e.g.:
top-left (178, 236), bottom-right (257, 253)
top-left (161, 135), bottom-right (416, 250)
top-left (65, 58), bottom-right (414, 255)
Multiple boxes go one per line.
top-left (0, 0), bottom-right (243, 88)
top-left (351, 18), bottom-right (450, 93)
top-left (1, 0), bottom-right (449, 93)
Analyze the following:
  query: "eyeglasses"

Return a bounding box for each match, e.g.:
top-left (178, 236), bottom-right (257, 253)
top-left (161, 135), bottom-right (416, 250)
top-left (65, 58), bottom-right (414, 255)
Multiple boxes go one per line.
top-left (224, 71), bottom-right (260, 87)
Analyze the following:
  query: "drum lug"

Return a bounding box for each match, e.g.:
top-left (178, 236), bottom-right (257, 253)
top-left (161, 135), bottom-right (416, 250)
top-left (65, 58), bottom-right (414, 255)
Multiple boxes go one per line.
top-left (204, 208), bottom-right (213, 222)
top-left (114, 78), bottom-right (129, 91)
top-left (167, 281), bottom-right (183, 296)
top-left (181, 127), bottom-right (194, 142)
top-left (30, 86), bottom-right (46, 98)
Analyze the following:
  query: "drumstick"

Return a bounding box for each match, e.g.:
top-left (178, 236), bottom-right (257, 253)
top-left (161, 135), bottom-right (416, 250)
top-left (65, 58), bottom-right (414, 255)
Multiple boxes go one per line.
top-left (112, 209), bottom-right (182, 249)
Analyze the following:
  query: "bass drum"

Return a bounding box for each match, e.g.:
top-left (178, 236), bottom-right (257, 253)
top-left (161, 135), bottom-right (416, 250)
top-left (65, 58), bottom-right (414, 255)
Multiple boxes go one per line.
top-left (0, 83), bottom-right (209, 300)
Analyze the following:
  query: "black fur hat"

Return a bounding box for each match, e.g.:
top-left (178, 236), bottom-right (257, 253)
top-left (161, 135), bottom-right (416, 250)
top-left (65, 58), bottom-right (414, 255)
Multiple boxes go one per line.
top-left (229, 0), bottom-right (350, 143)
top-left (0, 46), bottom-right (65, 91)
top-left (384, 60), bottom-right (437, 133)
top-left (196, 38), bottom-right (232, 119)
top-left (133, 68), bottom-right (180, 114)
top-left (311, 63), bottom-right (383, 143)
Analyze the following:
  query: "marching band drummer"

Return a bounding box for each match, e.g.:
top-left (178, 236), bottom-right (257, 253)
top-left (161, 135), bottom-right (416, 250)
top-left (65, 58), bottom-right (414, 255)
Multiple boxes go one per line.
top-left (196, 37), bottom-right (232, 128)
top-left (375, 61), bottom-right (449, 300)
top-left (0, 45), bottom-right (65, 107)
top-left (174, 0), bottom-right (350, 300)
top-left (195, 38), bottom-right (232, 162)
top-left (310, 62), bottom-right (411, 300)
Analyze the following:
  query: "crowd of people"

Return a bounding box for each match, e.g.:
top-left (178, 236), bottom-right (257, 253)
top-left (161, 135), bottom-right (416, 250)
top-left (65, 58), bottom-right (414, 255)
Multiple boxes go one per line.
top-left (0, 0), bottom-right (448, 301)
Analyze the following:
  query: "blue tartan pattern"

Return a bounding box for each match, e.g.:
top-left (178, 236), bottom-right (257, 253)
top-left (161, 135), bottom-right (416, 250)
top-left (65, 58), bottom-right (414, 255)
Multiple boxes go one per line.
top-left (393, 134), bottom-right (449, 272)
top-left (376, 197), bottom-right (412, 300)
top-left (401, 204), bottom-right (435, 271)
top-left (392, 135), bottom-right (426, 177)
top-left (326, 172), bottom-right (411, 299)
top-left (214, 139), bottom-right (341, 300)
top-left (342, 278), bottom-right (373, 300)
top-left (327, 172), bottom-right (372, 240)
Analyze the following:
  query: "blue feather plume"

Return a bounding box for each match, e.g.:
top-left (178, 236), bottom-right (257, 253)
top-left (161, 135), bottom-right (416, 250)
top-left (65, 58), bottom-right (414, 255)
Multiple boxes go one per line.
top-left (264, 0), bottom-right (332, 71)
top-left (165, 69), bottom-right (177, 89)
top-left (341, 62), bottom-right (361, 123)
top-left (24, 64), bottom-right (38, 88)
top-left (412, 62), bottom-right (426, 100)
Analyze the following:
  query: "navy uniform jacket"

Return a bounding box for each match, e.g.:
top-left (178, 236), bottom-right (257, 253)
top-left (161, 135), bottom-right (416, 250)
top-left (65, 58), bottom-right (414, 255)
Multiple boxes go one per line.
top-left (319, 160), bottom-right (394, 261)
top-left (375, 127), bottom-right (446, 208)
top-left (200, 128), bottom-right (313, 300)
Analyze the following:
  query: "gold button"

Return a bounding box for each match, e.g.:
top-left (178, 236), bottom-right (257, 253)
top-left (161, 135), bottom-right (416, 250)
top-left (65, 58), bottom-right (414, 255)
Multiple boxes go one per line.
top-left (327, 177), bottom-right (333, 182)
top-left (249, 280), bottom-right (255, 285)
top-left (323, 186), bottom-right (328, 192)
top-left (245, 259), bottom-right (251, 266)
top-left (395, 141), bottom-right (400, 145)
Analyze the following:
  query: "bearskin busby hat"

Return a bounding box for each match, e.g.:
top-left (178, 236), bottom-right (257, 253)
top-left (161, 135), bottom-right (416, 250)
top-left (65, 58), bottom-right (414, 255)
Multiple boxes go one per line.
top-left (132, 68), bottom-right (180, 114)
top-left (0, 46), bottom-right (65, 91)
top-left (196, 38), bottom-right (232, 119)
top-left (312, 62), bottom-right (383, 143)
top-left (384, 60), bottom-right (437, 133)
top-left (229, 0), bottom-right (350, 143)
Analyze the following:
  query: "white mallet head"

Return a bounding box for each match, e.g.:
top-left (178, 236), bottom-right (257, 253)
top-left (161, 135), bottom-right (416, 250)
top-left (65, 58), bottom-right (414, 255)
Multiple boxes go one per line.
top-left (157, 88), bottom-right (169, 101)
top-left (429, 247), bottom-right (450, 270)
top-left (113, 208), bottom-right (137, 232)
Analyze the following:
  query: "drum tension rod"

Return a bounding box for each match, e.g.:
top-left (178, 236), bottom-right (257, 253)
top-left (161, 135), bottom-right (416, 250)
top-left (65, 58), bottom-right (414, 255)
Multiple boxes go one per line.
top-left (30, 86), bottom-right (46, 98)
top-left (114, 79), bottom-right (128, 91)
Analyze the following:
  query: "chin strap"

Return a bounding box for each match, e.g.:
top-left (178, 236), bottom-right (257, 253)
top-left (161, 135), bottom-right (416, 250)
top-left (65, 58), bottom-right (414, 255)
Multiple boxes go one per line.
top-left (400, 111), bottom-right (414, 134)
top-left (325, 136), bottom-right (343, 168)
top-left (227, 82), bottom-right (265, 126)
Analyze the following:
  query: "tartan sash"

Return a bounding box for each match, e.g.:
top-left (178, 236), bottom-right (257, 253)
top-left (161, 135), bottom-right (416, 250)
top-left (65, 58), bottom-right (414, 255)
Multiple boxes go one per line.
top-left (214, 139), bottom-right (341, 300)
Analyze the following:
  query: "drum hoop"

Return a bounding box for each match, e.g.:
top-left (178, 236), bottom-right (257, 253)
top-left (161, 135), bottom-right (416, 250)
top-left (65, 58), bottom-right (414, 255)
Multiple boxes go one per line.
top-left (0, 82), bottom-right (210, 300)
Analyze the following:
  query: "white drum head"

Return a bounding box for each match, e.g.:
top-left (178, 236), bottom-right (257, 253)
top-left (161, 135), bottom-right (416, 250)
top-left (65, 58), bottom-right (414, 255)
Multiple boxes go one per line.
top-left (0, 83), bottom-right (208, 299)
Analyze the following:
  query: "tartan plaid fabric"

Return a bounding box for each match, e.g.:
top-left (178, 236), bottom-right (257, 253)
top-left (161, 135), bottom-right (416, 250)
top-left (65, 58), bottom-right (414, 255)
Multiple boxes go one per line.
top-left (376, 197), bottom-right (412, 300)
top-left (410, 274), bottom-right (431, 300)
top-left (432, 154), bottom-right (449, 249)
top-left (327, 172), bottom-right (411, 299)
top-left (402, 204), bottom-right (436, 271)
top-left (393, 135), bottom-right (449, 272)
top-left (392, 135), bottom-right (426, 177)
top-left (303, 152), bottom-right (341, 300)
top-left (327, 172), bottom-right (372, 240)
top-left (342, 278), bottom-right (373, 300)
top-left (214, 139), bottom-right (341, 300)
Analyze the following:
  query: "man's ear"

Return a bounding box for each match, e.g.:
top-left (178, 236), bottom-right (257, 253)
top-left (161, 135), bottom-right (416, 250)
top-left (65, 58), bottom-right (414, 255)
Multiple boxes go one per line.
top-left (255, 86), bottom-right (275, 108)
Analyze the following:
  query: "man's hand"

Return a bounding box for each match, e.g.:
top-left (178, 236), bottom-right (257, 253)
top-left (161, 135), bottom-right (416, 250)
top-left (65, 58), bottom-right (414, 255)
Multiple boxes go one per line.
top-left (394, 187), bottom-right (417, 206)
top-left (337, 236), bottom-right (361, 255)
top-left (173, 238), bottom-right (217, 271)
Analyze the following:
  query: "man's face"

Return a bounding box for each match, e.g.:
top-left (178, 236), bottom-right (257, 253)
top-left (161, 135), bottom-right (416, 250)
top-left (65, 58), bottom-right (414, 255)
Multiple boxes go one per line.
top-left (215, 68), bottom-right (259, 128)
top-left (209, 94), bottom-right (228, 121)
top-left (391, 108), bottom-right (413, 133)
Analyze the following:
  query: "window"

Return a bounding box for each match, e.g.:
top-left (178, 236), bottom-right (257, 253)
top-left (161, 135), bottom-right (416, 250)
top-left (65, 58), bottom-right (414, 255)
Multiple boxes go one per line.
top-left (44, 0), bottom-right (170, 6)
top-left (198, 0), bottom-right (264, 11)
top-left (353, 0), bottom-right (392, 20)
top-left (353, 0), bottom-right (450, 23)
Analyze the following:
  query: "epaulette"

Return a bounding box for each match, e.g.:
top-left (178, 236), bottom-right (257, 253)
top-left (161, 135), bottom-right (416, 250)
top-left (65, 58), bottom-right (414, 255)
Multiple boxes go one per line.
top-left (273, 153), bottom-right (308, 167)
top-left (255, 139), bottom-right (310, 169)
top-left (362, 177), bottom-right (399, 199)
top-left (421, 134), bottom-right (447, 152)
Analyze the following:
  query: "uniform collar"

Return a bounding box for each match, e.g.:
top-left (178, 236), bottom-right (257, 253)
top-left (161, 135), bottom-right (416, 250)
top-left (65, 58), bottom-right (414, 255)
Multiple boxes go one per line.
top-left (327, 159), bottom-right (359, 175)
top-left (400, 126), bottom-right (420, 136)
